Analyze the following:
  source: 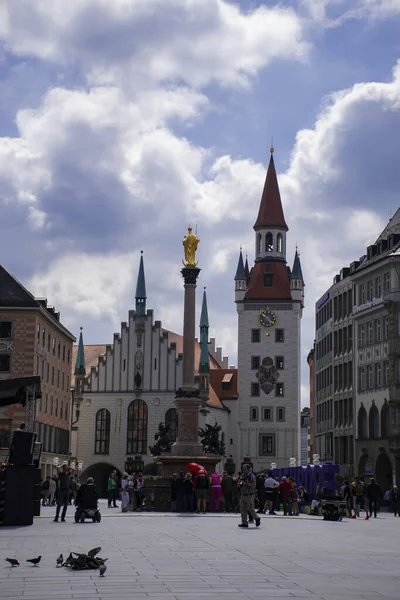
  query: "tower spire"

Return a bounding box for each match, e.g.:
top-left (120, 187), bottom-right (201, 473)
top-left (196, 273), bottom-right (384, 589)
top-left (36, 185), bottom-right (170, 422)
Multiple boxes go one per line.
top-left (74, 327), bottom-right (86, 377)
top-left (291, 248), bottom-right (305, 284)
top-left (244, 254), bottom-right (250, 279)
top-left (199, 288), bottom-right (210, 374)
top-left (135, 251), bottom-right (147, 316)
top-left (234, 248), bottom-right (246, 281)
top-left (254, 150), bottom-right (288, 231)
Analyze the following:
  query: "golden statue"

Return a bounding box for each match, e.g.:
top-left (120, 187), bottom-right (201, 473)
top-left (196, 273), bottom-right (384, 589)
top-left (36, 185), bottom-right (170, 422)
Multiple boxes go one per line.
top-left (183, 226), bottom-right (200, 267)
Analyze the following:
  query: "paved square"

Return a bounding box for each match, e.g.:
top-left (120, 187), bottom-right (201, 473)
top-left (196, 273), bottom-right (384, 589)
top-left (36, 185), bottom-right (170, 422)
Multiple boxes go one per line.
top-left (1, 502), bottom-right (399, 600)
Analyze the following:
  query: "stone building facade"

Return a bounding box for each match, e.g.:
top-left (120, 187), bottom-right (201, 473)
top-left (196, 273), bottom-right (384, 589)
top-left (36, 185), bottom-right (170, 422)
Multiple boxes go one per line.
top-left (234, 150), bottom-right (304, 472)
top-left (0, 265), bottom-right (75, 477)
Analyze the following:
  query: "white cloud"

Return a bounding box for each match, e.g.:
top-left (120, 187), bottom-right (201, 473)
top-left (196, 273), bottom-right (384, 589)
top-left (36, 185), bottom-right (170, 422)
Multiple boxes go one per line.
top-left (2, 0), bottom-right (309, 88)
top-left (301, 0), bottom-right (400, 26)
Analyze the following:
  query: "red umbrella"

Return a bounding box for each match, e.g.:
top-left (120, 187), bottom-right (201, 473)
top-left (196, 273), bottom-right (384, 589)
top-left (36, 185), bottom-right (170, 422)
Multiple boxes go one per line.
top-left (186, 463), bottom-right (208, 477)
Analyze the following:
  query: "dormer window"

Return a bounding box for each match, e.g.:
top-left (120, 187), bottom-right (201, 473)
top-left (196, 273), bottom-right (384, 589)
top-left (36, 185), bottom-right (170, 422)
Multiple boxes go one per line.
top-left (277, 233), bottom-right (283, 253)
top-left (265, 232), bottom-right (273, 252)
top-left (264, 265), bottom-right (273, 286)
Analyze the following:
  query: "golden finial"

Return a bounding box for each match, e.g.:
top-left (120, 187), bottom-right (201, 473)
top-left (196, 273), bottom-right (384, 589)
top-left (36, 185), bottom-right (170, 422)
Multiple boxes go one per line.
top-left (270, 136), bottom-right (274, 154)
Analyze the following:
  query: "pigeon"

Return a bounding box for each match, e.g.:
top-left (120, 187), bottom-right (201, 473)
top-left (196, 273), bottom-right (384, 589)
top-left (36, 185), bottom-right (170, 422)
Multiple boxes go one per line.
top-left (87, 547), bottom-right (101, 558)
top-left (5, 558), bottom-right (19, 567)
top-left (56, 554), bottom-right (63, 567)
top-left (26, 556), bottom-right (41, 566)
top-left (99, 564), bottom-right (107, 577)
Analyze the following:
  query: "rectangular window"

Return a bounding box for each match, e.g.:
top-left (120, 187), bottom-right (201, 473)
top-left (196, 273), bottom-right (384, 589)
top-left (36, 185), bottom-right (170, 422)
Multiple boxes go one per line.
top-left (65, 402), bottom-right (69, 421)
top-left (259, 433), bottom-right (275, 456)
top-left (52, 366), bottom-right (55, 385)
top-left (375, 319), bottom-right (381, 343)
top-left (384, 361), bottom-right (389, 387)
top-left (0, 355), bottom-right (11, 372)
top-left (359, 324), bottom-right (365, 348)
top-left (57, 369), bottom-right (60, 387)
top-left (50, 396), bottom-right (54, 416)
top-left (275, 382), bottom-right (284, 396)
top-left (52, 337), bottom-right (56, 356)
top-left (36, 355), bottom-right (39, 375)
top-left (57, 342), bottom-right (60, 359)
top-left (375, 276), bottom-right (381, 298)
top-left (250, 406), bottom-right (259, 421)
top-left (60, 400), bottom-right (63, 420)
top-left (359, 366), bottom-right (365, 391)
top-left (123, 359), bottom-right (126, 371)
top-left (41, 359), bottom-right (44, 379)
top-left (55, 398), bottom-right (58, 417)
top-left (45, 394), bottom-right (48, 413)
top-left (251, 356), bottom-right (260, 370)
top-left (276, 407), bottom-right (285, 422)
top-left (367, 321), bottom-right (373, 345)
top-left (367, 365), bottom-right (373, 389)
top-left (375, 363), bottom-right (381, 388)
top-left (67, 376), bottom-right (70, 390)
top-left (276, 356), bottom-right (284, 370)
top-left (62, 345), bottom-right (65, 361)
top-left (360, 284), bottom-right (365, 304)
top-left (62, 372), bottom-right (64, 390)
top-left (0, 321), bottom-right (12, 339)
top-left (251, 382), bottom-right (260, 397)
top-left (47, 363), bottom-right (50, 382)
top-left (275, 329), bottom-right (284, 343)
top-left (47, 333), bottom-right (51, 351)
top-left (384, 316), bottom-right (389, 341)
top-left (262, 408), bottom-right (272, 421)
top-left (367, 280), bottom-right (373, 301)
top-left (67, 349), bottom-right (70, 364)
top-left (384, 272), bottom-right (391, 293)
top-left (251, 329), bottom-right (260, 343)
top-left (37, 323), bottom-right (40, 344)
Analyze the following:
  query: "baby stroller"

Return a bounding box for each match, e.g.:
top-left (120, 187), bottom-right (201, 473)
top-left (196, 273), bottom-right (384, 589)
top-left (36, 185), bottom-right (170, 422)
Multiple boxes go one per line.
top-left (74, 478), bottom-right (101, 523)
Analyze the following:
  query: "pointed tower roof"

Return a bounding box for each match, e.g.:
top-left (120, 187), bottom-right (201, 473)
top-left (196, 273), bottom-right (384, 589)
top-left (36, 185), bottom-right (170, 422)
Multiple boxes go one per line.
top-left (234, 249), bottom-right (246, 280)
top-left (200, 287), bottom-right (209, 328)
top-left (254, 149), bottom-right (288, 231)
top-left (135, 251), bottom-right (146, 299)
top-left (291, 249), bottom-right (305, 284)
top-left (244, 255), bottom-right (250, 278)
top-left (74, 327), bottom-right (86, 377)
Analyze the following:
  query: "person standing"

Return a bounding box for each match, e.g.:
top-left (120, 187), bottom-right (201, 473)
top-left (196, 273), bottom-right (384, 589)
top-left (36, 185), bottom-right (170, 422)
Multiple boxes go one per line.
top-left (238, 464), bottom-right (261, 528)
top-left (175, 471), bottom-right (185, 512)
top-left (134, 472), bottom-right (145, 511)
top-left (107, 472), bottom-right (118, 508)
top-left (351, 477), bottom-right (364, 518)
top-left (366, 478), bottom-right (381, 519)
top-left (263, 472), bottom-right (279, 514)
top-left (209, 472), bottom-right (222, 512)
top-left (171, 473), bottom-right (178, 512)
top-left (256, 472), bottom-right (266, 514)
top-left (221, 471), bottom-right (234, 512)
top-left (54, 464), bottom-right (72, 522)
top-left (195, 470), bottom-right (209, 514)
top-left (183, 472), bottom-right (194, 512)
top-left (279, 476), bottom-right (292, 516)
top-left (390, 486), bottom-right (400, 516)
top-left (42, 476), bottom-right (50, 506)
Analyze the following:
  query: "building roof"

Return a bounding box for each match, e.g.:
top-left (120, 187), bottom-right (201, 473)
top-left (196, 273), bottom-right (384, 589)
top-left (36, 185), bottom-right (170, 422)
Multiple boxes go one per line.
top-left (234, 250), bottom-right (246, 281)
top-left (375, 207), bottom-right (400, 243)
top-left (245, 261), bottom-right (292, 300)
top-left (253, 153), bottom-right (288, 231)
top-left (71, 344), bottom-right (107, 386)
top-left (291, 250), bottom-right (305, 284)
top-left (209, 369), bottom-right (238, 401)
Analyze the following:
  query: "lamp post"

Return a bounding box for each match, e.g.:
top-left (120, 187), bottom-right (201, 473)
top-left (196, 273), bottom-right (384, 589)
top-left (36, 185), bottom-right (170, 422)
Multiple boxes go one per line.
top-left (224, 456), bottom-right (236, 476)
top-left (133, 454), bottom-right (144, 473)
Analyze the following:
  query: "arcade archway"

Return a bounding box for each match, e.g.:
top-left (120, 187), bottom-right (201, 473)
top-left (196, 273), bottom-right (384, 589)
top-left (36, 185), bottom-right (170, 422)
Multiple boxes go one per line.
top-left (375, 453), bottom-right (392, 492)
top-left (81, 462), bottom-right (122, 498)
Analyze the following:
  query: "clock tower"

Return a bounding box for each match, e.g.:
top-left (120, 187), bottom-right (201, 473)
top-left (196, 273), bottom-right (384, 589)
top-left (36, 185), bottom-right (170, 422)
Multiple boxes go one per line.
top-left (234, 148), bottom-right (304, 471)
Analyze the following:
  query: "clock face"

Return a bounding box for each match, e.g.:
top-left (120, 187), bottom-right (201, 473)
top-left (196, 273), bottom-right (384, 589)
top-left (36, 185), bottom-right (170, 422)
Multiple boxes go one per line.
top-left (259, 308), bottom-right (276, 328)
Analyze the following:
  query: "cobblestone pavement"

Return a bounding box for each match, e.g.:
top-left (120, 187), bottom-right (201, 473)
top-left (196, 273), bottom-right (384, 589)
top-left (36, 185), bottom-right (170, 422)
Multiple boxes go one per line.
top-left (0, 500), bottom-right (399, 600)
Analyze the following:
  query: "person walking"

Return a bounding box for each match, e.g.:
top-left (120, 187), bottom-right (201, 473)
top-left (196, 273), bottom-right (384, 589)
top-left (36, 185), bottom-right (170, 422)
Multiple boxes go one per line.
top-left (390, 486), bottom-right (400, 516)
top-left (209, 472), bottom-right (222, 512)
top-left (107, 472), bottom-right (118, 508)
top-left (54, 464), bottom-right (72, 522)
top-left (195, 470), bottom-right (209, 514)
top-left (351, 477), bottom-right (364, 518)
top-left (263, 471), bottom-right (279, 514)
top-left (221, 471), bottom-right (234, 512)
top-left (183, 472), bottom-right (194, 512)
top-left (238, 464), bottom-right (261, 528)
top-left (366, 478), bottom-right (381, 519)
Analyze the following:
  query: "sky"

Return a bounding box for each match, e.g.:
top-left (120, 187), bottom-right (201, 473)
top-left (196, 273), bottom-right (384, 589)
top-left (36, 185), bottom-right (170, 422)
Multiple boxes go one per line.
top-left (1, 0), bottom-right (400, 407)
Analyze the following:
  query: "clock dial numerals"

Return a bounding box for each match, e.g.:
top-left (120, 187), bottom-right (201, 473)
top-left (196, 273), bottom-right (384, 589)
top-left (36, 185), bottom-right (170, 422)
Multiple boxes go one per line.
top-left (259, 308), bottom-right (277, 328)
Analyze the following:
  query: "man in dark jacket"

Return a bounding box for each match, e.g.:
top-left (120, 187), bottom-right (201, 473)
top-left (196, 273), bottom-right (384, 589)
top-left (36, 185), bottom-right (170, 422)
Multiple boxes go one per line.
top-left (366, 478), bottom-right (381, 519)
top-left (279, 477), bottom-right (292, 515)
top-left (256, 472), bottom-right (266, 514)
top-left (221, 471), bottom-right (234, 512)
top-left (195, 470), bottom-right (209, 514)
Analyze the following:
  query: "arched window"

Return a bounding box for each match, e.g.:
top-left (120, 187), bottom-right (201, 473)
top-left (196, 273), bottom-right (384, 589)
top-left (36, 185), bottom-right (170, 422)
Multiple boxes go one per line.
top-left (265, 232), bottom-right (273, 252)
top-left (369, 403), bottom-right (379, 439)
top-left (381, 401), bottom-right (390, 438)
top-left (358, 405), bottom-right (367, 440)
top-left (165, 407), bottom-right (178, 442)
top-left (127, 399), bottom-right (148, 454)
top-left (257, 234), bottom-right (262, 254)
top-left (95, 409), bottom-right (110, 454)
top-left (277, 233), bottom-right (283, 253)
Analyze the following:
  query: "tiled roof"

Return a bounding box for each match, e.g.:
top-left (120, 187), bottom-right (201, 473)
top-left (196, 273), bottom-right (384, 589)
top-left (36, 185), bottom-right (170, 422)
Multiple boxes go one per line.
top-left (254, 154), bottom-right (288, 231)
top-left (0, 265), bottom-right (41, 308)
top-left (71, 344), bottom-right (107, 386)
top-left (210, 369), bottom-right (238, 401)
top-left (245, 261), bottom-right (292, 300)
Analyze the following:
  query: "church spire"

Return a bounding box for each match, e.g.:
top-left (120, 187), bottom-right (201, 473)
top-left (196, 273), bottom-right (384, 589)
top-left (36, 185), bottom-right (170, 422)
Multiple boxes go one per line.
top-left (199, 288), bottom-right (210, 375)
top-left (74, 327), bottom-right (86, 377)
top-left (291, 248), bottom-right (304, 284)
top-left (234, 248), bottom-right (246, 281)
top-left (245, 255), bottom-right (250, 279)
top-left (135, 251), bottom-right (147, 316)
top-left (254, 149), bottom-right (288, 231)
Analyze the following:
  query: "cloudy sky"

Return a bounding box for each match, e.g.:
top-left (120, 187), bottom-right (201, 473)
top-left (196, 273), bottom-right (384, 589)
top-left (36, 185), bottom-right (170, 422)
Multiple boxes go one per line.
top-left (1, 0), bottom-right (400, 406)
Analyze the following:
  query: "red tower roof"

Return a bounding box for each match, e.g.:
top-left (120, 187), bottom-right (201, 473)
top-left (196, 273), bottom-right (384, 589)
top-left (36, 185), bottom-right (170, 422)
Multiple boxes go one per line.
top-left (254, 153), bottom-right (288, 231)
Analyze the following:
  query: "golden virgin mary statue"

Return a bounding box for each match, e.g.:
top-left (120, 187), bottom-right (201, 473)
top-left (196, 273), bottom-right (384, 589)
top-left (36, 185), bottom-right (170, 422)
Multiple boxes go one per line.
top-left (182, 226), bottom-right (200, 267)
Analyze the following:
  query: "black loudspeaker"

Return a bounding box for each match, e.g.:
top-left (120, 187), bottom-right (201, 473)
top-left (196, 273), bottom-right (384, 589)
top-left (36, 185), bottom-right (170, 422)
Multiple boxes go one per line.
top-left (0, 466), bottom-right (36, 526)
top-left (9, 431), bottom-right (37, 466)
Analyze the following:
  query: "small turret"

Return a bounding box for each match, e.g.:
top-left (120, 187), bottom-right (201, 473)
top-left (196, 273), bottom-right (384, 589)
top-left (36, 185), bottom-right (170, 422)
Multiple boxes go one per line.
top-left (234, 248), bottom-right (247, 303)
top-left (199, 288), bottom-right (210, 393)
top-left (74, 327), bottom-right (86, 395)
top-left (135, 251), bottom-right (147, 316)
top-left (290, 248), bottom-right (305, 306)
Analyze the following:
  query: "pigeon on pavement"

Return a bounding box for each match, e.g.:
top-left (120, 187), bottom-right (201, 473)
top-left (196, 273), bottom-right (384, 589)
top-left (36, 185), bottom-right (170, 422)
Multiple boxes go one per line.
top-left (26, 556), bottom-right (41, 566)
top-left (5, 558), bottom-right (19, 567)
top-left (99, 564), bottom-right (107, 577)
top-left (56, 554), bottom-right (63, 567)
top-left (87, 547), bottom-right (101, 558)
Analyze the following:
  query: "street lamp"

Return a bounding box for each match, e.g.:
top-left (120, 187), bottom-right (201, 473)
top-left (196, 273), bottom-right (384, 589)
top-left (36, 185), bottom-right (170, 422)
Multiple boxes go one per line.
top-left (270, 462), bottom-right (277, 470)
top-left (289, 457), bottom-right (297, 467)
top-left (312, 454), bottom-right (320, 465)
top-left (224, 456), bottom-right (236, 475)
top-left (133, 454), bottom-right (144, 473)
